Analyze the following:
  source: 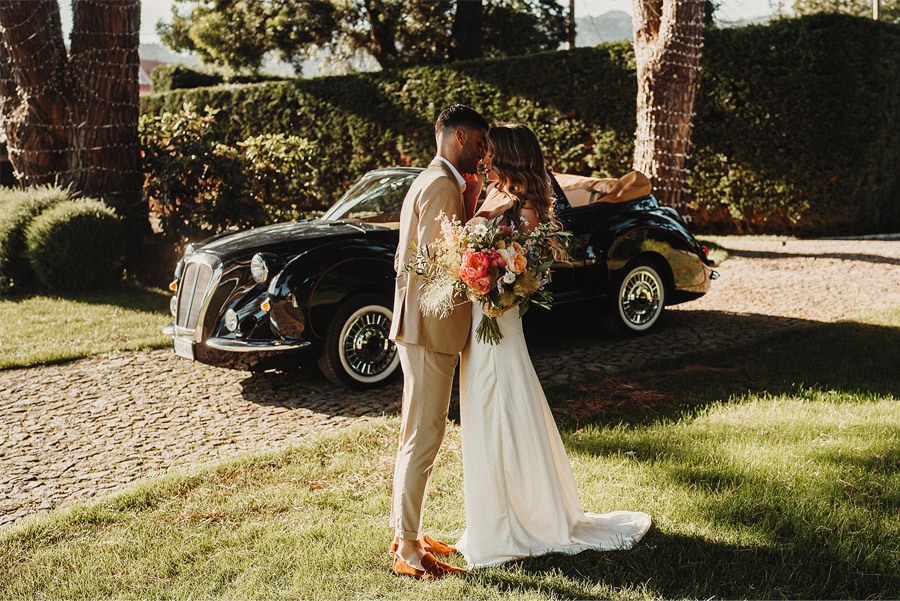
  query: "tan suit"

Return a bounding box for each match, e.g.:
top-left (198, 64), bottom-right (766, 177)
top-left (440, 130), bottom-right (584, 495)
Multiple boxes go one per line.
top-left (389, 158), bottom-right (473, 539)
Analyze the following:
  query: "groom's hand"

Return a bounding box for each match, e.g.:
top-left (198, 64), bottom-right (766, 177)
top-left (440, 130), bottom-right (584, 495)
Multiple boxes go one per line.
top-left (462, 171), bottom-right (483, 220)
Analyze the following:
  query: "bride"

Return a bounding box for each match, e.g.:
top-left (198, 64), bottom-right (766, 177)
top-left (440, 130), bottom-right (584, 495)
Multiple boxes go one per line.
top-left (455, 123), bottom-right (652, 568)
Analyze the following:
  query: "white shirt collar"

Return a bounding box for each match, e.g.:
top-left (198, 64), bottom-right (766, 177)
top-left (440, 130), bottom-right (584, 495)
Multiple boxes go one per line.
top-left (436, 156), bottom-right (466, 191)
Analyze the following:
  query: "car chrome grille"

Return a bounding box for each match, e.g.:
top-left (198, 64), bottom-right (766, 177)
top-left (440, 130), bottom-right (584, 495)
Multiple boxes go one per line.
top-left (175, 255), bottom-right (221, 337)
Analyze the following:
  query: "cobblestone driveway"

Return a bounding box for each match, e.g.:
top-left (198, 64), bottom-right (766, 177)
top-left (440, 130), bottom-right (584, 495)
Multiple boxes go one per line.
top-left (1, 237), bottom-right (898, 530)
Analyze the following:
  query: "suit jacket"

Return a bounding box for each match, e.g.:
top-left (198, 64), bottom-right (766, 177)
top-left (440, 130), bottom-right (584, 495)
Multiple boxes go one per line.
top-left (389, 158), bottom-right (472, 354)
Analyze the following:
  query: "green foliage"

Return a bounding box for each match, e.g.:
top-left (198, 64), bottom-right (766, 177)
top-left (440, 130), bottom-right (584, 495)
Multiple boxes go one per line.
top-left (139, 103), bottom-right (321, 243)
top-left (0, 186), bottom-right (68, 293)
top-left (150, 63), bottom-right (224, 91)
top-left (150, 64), bottom-right (288, 92)
top-left (158, 0), bottom-right (337, 75)
top-left (141, 15), bottom-right (899, 235)
top-left (24, 199), bottom-right (124, 292)
top-left (793, 0), bottom-right (899, 24)
top-left (158, 0), bottom-right (567, 73)
top-left (693, 13), bottom-right (900, 233)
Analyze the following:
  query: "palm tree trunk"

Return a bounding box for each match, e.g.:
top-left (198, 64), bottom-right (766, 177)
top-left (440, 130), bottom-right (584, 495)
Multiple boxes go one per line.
top-left (0, 0), bottom-right (141, 221)
top-left (632, 0), bottom-right (705, 210)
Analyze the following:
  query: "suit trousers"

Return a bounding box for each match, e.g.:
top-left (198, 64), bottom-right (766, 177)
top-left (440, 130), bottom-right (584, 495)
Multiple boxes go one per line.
top-left (390, 340), bottom-right (459, 539)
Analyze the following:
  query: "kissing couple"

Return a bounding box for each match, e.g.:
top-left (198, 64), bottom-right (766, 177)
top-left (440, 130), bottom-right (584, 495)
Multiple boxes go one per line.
top-left (388, 104), bottom-right (652, 579)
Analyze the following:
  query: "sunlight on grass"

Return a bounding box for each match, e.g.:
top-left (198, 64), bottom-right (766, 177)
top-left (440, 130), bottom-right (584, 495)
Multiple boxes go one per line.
top-left (2, 389), bottom-right (897, 600)
top-left (0, 285), bottom-right (170, 369)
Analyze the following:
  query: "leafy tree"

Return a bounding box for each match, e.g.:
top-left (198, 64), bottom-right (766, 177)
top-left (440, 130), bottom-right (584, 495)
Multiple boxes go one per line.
top-left (793, 0), bottom-right (899, 23)
top-left (158, 0), bottom-right (338, 75)
top-left (158, 0), bottom-right (567, 73)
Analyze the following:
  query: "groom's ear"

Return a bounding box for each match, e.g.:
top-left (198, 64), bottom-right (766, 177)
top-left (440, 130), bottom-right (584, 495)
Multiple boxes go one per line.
top-left (455, 128), bottom-right (467, 147)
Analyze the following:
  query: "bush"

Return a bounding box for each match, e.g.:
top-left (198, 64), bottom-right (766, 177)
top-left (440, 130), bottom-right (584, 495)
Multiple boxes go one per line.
top-left (139, 103), bottom-right (320, 244)
top-left (150, 64), bottom-right (224, 91)
top-left (0, 186), bottom-right (68, 293)
top-left (25, 199), bottom-right (125, 292)
top-left (150, 64), bottom-right (288, 92)
top-left (141, 15), bottom-right (899, 235)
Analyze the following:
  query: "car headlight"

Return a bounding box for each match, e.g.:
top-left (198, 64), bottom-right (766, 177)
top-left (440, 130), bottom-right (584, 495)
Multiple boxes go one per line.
top-left (170, 295), bottom-right (178, 317)
top-left (250, 253), bottom-right (270, 284)
top-left (251, 252), bottom-right (287, 286)
top-left (224, 309), bottom-right (239, 332)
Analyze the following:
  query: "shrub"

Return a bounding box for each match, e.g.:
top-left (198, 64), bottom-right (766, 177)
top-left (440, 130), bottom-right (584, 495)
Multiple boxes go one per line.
top-left (140, 103), bottom-right (321, 244)
top-left (150, 64), bottom-right (288, 92)
top-left (25, 199), bottom-right (124, 291)
top-left (0, 186), bottom-right (68, 293)
top-left (150, 64), bottom-right (224, 91)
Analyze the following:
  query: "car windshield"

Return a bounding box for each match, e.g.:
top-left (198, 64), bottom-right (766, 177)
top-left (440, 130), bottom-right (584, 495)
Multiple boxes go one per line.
top-left (322, 171), bottom-right (416, 224)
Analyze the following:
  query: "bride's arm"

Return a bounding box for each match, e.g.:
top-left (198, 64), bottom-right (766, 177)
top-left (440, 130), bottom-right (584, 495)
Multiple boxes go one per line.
top-left (518, 205), bottom-right (540, 233)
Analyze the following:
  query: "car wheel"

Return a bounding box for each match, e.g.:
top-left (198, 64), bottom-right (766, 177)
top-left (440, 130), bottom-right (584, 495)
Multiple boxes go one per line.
top-left (318, 293), bottom-right (400, 389)
top-left (604, 259), bottom-right (667, 335)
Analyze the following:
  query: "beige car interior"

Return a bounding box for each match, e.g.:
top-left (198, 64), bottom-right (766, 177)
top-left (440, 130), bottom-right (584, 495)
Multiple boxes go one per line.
top-left (552, 171), bottom-right (652, 207)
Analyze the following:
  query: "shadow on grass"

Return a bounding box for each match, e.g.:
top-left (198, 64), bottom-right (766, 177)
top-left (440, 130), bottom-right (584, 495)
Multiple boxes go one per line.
top-left (541, 314), bottom-right (900, 429)
top-left (0, 282), bottom-right (170, 313)
top-left (472, 527), bottom-right (898, 599)
top-left (234, 303), bottom-right (896, 424)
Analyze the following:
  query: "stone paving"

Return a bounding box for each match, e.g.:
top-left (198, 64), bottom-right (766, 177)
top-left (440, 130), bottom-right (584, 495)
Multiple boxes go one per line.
top-left (1, 236), bottom-right (898, 530)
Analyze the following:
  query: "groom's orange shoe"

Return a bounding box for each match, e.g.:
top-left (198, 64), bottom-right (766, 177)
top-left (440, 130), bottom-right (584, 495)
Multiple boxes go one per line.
top-left (389, 535), bottom-right (458, 557)
top-left (392, 553), bottom-right (463, 579)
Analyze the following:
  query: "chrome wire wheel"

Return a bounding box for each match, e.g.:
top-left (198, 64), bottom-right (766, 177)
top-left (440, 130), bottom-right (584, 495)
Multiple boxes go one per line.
top-left (337, 304), bottom-right (398, 385)
top-left (616, 263), bottom-right (665, 332)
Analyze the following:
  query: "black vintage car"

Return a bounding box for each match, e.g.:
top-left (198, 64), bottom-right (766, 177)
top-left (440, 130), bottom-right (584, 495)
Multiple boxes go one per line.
top-left (163, 168), bottom-right (717, 388)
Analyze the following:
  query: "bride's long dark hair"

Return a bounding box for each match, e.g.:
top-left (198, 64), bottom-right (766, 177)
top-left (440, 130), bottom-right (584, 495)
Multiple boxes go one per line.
top-left (487, 124), bottom-right (554, 225)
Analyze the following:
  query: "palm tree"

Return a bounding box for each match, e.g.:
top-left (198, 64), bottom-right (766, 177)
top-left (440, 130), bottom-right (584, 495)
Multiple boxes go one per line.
top-left (0, 0), bottom-right (141, 222)
top-left (632, 0), bottom-right (706, 210)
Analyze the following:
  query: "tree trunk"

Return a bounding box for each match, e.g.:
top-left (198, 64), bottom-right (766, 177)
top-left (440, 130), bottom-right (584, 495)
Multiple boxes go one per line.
top-left (364, 0), bottom-right (400, 69)
top-left (632, 0), bottom-right (705, 210)
top-left (450, 0), bottom-right (483, 61)
top-left (0, 0), bottom-right (141, 221)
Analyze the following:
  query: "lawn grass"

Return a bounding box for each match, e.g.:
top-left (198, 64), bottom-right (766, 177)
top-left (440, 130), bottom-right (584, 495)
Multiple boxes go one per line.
top-left (0, 284), bottom-right (171, 369)
top-left (1, 309), bottom-right (897, 599)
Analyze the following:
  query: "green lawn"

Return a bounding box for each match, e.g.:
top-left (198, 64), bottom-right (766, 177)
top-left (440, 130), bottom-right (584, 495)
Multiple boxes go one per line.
top-left (0, 284), bottom-right (171, 369)
top-left (1, 308), bottom-right (897, 600)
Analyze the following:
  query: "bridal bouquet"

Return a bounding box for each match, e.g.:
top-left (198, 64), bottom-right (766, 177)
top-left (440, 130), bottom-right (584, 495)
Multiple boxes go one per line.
top-left (410, 212), bottom-right (569, 344)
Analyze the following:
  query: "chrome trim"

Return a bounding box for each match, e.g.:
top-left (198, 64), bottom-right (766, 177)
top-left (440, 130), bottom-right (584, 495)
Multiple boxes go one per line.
top-left (162, 321), bottom-right (175, 336)
top-left (173, 253), bottom-right (223, 342)
top-left (204, 337), bottom-right (312, 353)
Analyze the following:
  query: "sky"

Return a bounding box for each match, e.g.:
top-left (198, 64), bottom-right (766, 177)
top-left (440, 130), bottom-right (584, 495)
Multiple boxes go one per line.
top-left (60, 0), bottom-right (782, 46)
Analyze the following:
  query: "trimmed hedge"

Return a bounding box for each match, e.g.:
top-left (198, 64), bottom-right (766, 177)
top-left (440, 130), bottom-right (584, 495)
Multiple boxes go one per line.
top-left (142, 14), bottom-right (899, 235)
top-left (25, 199), bottom-right (125, 292)
top-left (151, 64), bottom-right (288, 92)
top-left (0, 186), bottom-right (68, 292)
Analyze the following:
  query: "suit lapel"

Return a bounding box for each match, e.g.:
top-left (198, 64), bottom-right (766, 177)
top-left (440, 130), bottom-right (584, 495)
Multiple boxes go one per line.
top-left (430, 157), bottom-right (466, 219)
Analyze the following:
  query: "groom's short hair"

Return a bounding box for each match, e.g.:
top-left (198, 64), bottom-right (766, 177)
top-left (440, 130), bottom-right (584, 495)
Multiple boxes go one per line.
top-left (435, 104), bottom-right (488, 136)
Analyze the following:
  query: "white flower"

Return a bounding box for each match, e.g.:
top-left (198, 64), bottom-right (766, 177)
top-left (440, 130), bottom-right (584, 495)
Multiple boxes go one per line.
top-left (502, 270), bottom-right (517, 284)
top-left (472, 223), bottom-right (488, 237)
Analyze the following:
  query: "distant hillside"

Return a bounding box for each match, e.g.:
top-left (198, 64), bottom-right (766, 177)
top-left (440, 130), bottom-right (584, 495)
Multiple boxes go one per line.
top-left (575, 10), bottom-right (633, 46)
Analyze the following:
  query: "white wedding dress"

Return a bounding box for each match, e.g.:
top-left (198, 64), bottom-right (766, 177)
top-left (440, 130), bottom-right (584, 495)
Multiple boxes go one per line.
top-left (455, 309), bottom-right (652, 568)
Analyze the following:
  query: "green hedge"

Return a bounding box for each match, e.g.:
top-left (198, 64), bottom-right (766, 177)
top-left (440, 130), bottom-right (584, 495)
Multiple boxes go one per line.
top-left (142, 14), bottom-right (899, 235)
top-left (0, 186), bottom-right (68, 292)
top-left (150, 64), bottom-right (288, 92)
top-left (25, 199), bottom-right (124, 292)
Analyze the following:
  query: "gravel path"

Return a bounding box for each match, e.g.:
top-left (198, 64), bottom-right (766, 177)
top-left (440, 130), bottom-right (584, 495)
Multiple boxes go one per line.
top-left (1, 236), bottom-right (898, 530)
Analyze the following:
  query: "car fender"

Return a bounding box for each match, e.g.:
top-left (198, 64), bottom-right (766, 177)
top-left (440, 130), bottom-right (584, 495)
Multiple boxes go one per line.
top-left (594, 214), bottom-right (705, 293)
top-left (268, 240), bottom-right (396, 340)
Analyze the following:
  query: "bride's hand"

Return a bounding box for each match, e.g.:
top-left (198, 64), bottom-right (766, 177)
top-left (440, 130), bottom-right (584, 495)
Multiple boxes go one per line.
top-left (462, 171), bottom-right (483, 217)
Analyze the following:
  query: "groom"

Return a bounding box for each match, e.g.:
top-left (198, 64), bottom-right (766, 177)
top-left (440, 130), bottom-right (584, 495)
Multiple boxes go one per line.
top-left (388, 104), bottom-right (488, 579)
